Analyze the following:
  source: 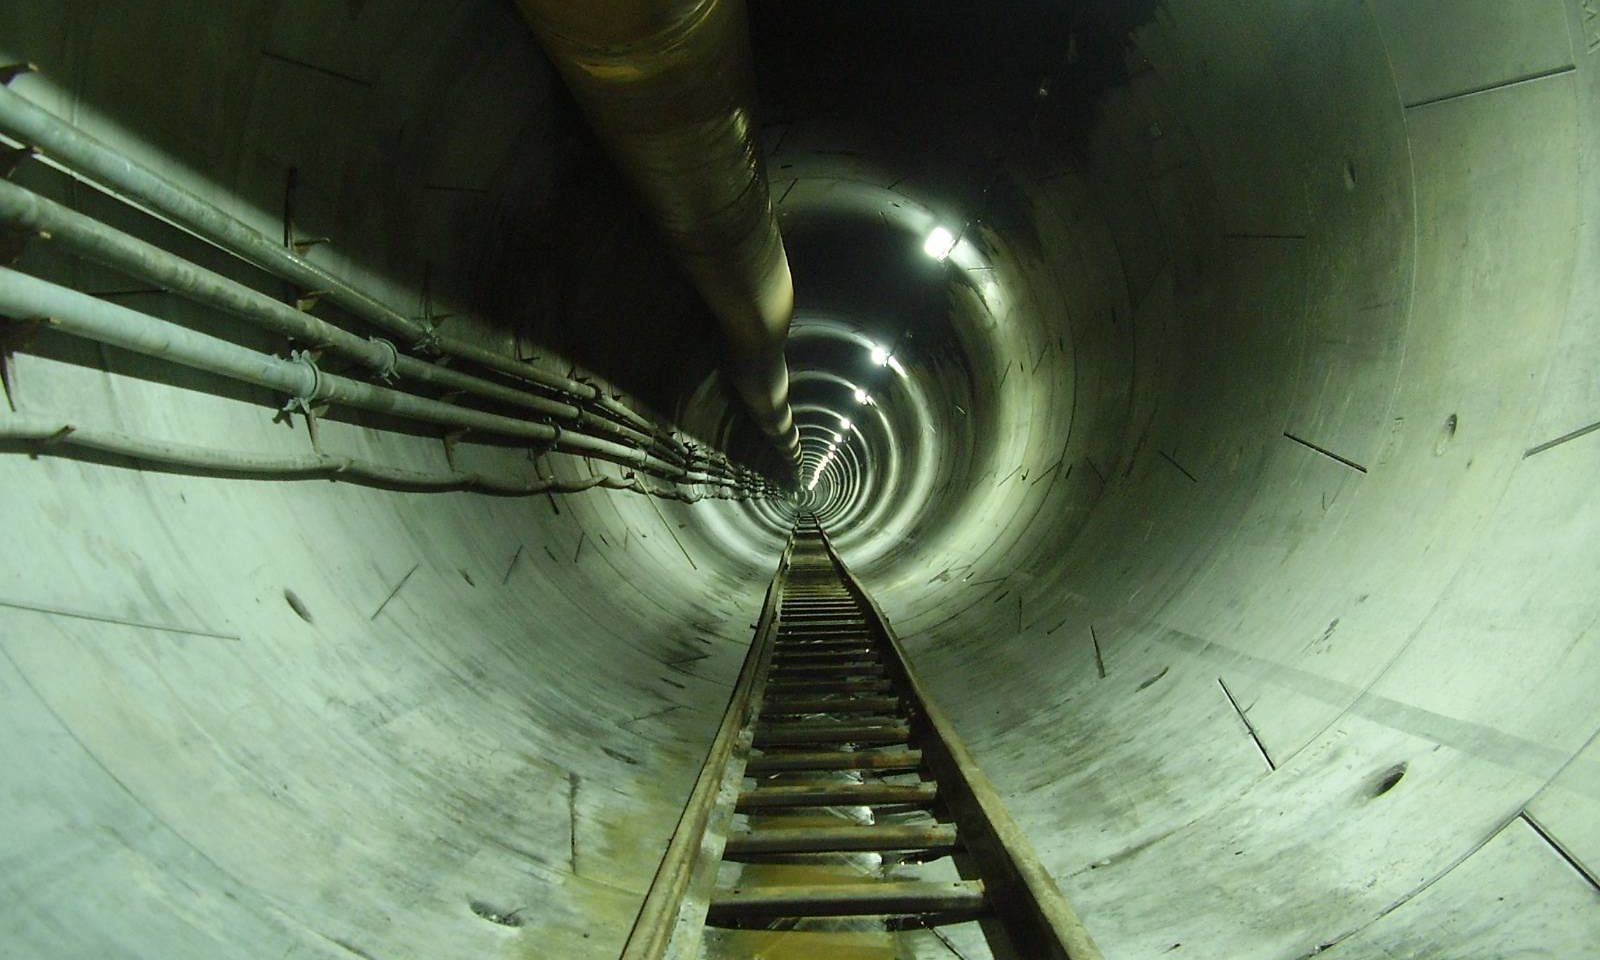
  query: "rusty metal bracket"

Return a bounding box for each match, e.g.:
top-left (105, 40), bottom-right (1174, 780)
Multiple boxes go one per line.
top-left (0, 315), bottom-right (51, 411)
top-left (294, 289), bottom-right (330, 313)
top-left (278, 394), bottom-right (331, 447)
top-left (441, 429), bottom-right (466, 470)
top-left (24, 423), bottom-right (74, 459)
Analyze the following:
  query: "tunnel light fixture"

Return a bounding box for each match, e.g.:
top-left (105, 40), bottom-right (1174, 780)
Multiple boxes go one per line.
top-left (923, 226), bottom-right (957, 261)
top-left (869, 343), bottom-right (892, 366)
top-left (853, 387), bottom-right (873, 405)
top-left (838, 416), bottom-right (852, 430)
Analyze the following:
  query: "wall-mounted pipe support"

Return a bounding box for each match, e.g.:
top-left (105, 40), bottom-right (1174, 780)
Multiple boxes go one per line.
top-left (516, 0), bottom-right (803, 468)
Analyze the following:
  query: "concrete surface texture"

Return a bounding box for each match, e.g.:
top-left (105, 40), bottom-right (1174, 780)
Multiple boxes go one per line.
top-left (1, 1), bottom-right (1598, 958)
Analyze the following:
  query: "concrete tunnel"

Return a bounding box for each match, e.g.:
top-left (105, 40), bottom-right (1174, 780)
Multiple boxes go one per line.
top-left (1, 1), bottom-right (1598, 957)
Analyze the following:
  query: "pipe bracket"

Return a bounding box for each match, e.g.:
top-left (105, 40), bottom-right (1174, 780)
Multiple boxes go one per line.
top-left (287, 349), bottom-right (334, 405)
top-left (411, 327), bottom-right (444, 357)
top-left (366, 336), bottom-right (399, 382)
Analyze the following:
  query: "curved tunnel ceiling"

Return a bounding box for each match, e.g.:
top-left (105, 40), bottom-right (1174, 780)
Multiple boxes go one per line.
top-left (2, 1), bottom-right (1598, 958)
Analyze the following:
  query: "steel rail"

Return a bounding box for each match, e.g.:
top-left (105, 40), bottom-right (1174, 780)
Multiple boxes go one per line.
top-left (615, 516), bottom-right (1103, 959)
top-left (818, 523), bottom-right (1105, 960)
top-left (615, 534), bottom-right (793, 960)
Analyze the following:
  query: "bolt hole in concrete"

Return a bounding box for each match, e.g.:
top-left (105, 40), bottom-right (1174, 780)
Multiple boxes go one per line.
top-left (1343, 159), bottom-right (1357, 190)
top-left (468, 899), bottom-right (525, 928)
top-left (459, 568), bottom-right (476, 587)
top-left (1435, 413), bottom-right (1459, 456)
top-left (283, 589), bottom-right (313, 624)
top-left (1370, 762), bottom-right (1407, 799)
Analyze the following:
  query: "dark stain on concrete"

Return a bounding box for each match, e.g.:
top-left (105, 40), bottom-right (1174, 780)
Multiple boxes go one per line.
top-left (284, 588), bottom-right (313, 623)
top-left (1136, 665), bottom-right (1170, 691)
top-left (601, 746), bottom-right (640, 766)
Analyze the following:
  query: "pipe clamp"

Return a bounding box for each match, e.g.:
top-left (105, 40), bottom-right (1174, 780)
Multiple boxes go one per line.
top-left (367, 336), bottom-right (399, 382)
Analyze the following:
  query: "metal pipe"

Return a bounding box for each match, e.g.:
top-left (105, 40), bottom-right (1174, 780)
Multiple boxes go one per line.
top-left (0, 178), bottom-right (720, 470)
top-left (0, 268), bottom-right (737, 488)
top-left (0, 83), bottom-right (696, 458)
top-left (0, 413), bottom-right (750, 502)
top-left (516, 0), bottom-right (803, 465)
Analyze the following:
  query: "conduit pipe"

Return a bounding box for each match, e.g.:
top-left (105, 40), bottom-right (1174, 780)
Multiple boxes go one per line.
top-left (0, 413), bottom-right (752, 502)
top-left (0, 83), bottom-right (694, 460)
top-left (0, 179), bottom-right (730, 466)
top-left (0, 267), bottom-right (743, 490)
top-left (515, 0), bottom-right (804, 467)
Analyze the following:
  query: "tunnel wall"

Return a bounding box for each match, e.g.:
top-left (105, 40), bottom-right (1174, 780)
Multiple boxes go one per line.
top-left (858, 2), bottom-right (1600, 956)
top-left (4, 2), bottom-right (1600, 959)
top-left (0, 2), bottom-right (779, 957)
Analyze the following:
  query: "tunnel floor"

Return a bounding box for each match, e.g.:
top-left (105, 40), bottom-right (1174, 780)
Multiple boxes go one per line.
top-left (635, 518), bottom-right (1098, 960)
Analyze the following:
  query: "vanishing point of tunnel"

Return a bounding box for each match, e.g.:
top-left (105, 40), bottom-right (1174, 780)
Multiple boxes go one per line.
top-left (2, 1), bottom-right (1599, 958)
